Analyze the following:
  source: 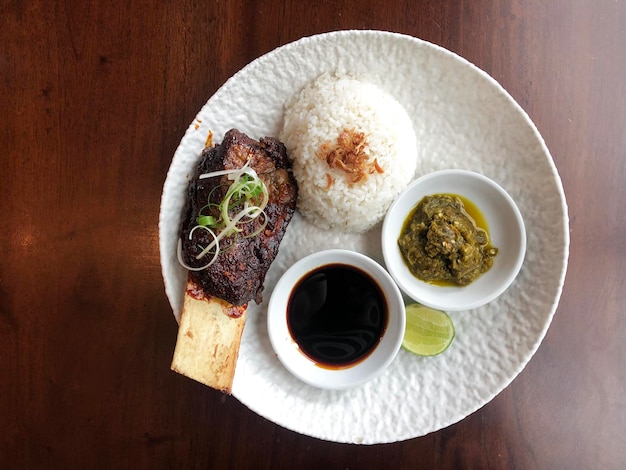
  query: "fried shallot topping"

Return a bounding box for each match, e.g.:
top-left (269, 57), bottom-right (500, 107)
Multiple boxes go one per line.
top-left (317, 128), bottom-right (384, 187)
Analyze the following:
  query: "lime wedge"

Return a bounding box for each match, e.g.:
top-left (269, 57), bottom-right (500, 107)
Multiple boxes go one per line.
top-left (402, 304), bottom-right (455, 356)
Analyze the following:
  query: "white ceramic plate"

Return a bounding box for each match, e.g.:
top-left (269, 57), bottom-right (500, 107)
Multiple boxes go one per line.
top-left (159, 30), bottom-right (569, 444)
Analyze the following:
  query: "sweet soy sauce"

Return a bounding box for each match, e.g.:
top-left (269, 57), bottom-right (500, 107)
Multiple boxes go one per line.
top-left (287, 264), bottom-right (388, 369)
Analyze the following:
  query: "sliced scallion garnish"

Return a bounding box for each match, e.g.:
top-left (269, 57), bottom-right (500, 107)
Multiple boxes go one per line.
top-left (178, 160), bottom-right (269, 270)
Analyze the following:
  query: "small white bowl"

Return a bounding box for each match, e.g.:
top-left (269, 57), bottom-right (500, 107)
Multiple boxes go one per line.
top-left (382, 169), bottom-right (526, 311)
top-left (267, 249), bottom-right (405, 390)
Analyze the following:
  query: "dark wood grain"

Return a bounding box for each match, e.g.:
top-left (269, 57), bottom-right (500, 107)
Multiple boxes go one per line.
top-left (1, 0), bottom-right (624, 468)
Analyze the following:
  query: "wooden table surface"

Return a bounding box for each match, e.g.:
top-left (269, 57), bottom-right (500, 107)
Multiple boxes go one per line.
top-left (2, 1), bottom-right (625, 468)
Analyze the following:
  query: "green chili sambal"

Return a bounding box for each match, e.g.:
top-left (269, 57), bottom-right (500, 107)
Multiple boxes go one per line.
top-left (398, 194), bottom-right (498, 286)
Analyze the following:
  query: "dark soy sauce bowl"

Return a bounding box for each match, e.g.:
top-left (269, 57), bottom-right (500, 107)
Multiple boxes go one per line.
top-left (267, 249), bottom-right (405, 390)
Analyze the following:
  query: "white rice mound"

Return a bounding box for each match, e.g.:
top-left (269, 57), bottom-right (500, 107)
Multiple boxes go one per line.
top-left (280, 73), bottom-right (418, 233)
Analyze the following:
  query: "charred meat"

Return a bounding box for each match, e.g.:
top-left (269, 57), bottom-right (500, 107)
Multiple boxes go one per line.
top-left (179, 129), bottom-right (298, 305)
